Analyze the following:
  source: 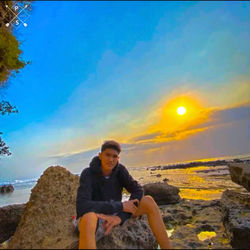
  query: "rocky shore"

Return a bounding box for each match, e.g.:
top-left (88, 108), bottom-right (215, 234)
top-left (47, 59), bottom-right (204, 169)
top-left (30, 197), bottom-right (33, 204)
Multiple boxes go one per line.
top-left (0, 163), bottom-right (249, 249)
top-left (0, 185), bottom-right (14, 194)
top-left (147, 158), bottom-right (250, 171)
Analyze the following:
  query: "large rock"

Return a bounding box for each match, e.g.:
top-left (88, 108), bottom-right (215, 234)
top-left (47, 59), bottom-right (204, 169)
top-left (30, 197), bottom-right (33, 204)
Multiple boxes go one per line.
top-left (8, 166), bottom-right (158, 249)
top-left (0, 204), bottom-right (25, 243)
top-left (0, 185), bottom-right (14, 193)
top-left (220, 189), bottom-right (250, 249)
top-left (8, 166), bottom-right (80, 249)
top-left (143, 182), bottom-right (180, 205)
top-left (228, 163), bottom-right (250, 191)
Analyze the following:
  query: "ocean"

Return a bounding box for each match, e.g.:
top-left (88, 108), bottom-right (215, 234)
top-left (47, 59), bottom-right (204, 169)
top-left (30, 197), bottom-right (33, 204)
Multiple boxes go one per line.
top-left (0, 153), bottom-right (249, 207)
top-left (0, 178), bottom-right (38, 207)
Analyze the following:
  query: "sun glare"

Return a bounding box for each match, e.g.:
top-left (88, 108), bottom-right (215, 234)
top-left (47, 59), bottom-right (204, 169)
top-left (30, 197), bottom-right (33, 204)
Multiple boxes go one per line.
top-left (177, 106), bottom-right (186, 115)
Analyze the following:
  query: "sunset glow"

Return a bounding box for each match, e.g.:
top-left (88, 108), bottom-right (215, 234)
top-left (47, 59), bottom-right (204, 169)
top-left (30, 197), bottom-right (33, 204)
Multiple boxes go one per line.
top-left (0, 2), bottom-right (249, 180)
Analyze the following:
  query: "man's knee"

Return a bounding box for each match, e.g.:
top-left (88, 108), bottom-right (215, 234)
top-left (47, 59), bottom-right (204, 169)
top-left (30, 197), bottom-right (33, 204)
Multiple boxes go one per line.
top-left (79, 212), bottom-right (98, 230)
top-left (140, 195), bottom-right (158, 212)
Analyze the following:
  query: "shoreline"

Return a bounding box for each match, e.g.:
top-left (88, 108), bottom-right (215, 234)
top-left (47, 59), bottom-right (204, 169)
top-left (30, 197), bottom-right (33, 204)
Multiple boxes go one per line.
top-left (147, 158), bottom-right (250, 171)
top-left (1, 157), bottom-right (249, 208)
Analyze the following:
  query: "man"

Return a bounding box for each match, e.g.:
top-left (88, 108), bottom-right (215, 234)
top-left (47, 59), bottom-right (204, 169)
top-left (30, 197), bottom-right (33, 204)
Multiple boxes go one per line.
top-left (76, 140), bottom-right (171, 249)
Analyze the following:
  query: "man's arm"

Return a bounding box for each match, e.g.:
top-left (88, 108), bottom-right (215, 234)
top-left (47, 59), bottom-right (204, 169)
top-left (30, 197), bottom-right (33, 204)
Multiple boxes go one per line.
top-left (117, 165), bottom-right (144, 224)
top-left (76, 169), bottom-right (123, 218)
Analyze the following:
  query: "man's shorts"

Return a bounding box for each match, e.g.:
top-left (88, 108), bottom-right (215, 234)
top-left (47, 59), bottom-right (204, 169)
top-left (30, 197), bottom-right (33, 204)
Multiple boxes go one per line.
top-left (76, 217), bottom-right (106, 242)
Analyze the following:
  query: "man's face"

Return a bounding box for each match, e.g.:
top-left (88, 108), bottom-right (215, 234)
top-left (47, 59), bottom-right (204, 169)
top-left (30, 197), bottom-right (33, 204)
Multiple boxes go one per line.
top-left (98, 148), bottom-right (120, 173)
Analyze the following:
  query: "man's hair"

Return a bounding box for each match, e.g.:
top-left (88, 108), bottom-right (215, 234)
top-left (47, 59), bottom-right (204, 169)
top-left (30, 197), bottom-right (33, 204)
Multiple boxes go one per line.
top-left (101, 140), bottom-right (121, 154)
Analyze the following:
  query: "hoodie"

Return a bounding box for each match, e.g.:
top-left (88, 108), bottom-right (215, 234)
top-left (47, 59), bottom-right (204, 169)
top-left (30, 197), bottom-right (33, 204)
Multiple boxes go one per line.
top-left (76, 156), bottom-right (144, 225)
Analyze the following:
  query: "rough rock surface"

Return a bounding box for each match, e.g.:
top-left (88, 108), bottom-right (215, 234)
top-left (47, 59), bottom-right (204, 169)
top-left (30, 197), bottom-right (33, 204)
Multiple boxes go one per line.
top-left (4, 167), bottom-right (248, 249)
top-left (143, 182), bottom-right (180, 205)
top-left (0, 185), bottom-right (14, 193)
top-left (96, 215), bottom-right (157, 249)
top-left (7, 166), bottom-right (158, 249)
top-left (228, 162), bottom-right (250, 191)
top-left (220, 189), bottom-right (250, 249)
top-left (160, 199), bottom-right (232, 249)
top-left (0, 204), bottom-right (25, 243)
top-left (8, 166), bottom-right (80, 249)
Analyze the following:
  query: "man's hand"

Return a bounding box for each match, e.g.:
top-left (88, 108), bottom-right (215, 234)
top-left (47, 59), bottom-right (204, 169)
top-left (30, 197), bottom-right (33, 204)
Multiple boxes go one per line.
top-left (96, 214), bottom-right (121, 235)
top-left (122, 199), bottom-right (139, 215)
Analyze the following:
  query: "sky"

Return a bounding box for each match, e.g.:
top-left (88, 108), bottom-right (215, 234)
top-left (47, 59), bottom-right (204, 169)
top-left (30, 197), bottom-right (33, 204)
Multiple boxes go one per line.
top-left (0, 1), bottom-right (249, 180)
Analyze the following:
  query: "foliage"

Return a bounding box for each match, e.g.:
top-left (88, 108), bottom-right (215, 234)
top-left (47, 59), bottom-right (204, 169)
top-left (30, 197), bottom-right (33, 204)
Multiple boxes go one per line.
top-left (0, 101), bottom-right (18, 156)
top-left (0, 134), bottom-right (11, 156)
top-left (0, 100), bottom-right (18, 115)
top-left (0, 26), bottom-right (26, 86)
top-left (0, 1), bottom-right (32, 156)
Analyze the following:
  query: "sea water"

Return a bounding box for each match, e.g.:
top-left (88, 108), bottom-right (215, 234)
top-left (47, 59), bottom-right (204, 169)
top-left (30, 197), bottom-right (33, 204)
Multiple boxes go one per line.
top-left (1, 153), bottom-right (249, 208)
top-left (0, 178), bottom-right (37, 207)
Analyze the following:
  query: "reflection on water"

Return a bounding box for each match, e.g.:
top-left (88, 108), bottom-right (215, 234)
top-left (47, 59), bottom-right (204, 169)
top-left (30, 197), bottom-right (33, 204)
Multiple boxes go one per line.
top-left (166, 228), bottom-right (174, 237)
top-left (130, 165), bottom-right (242, 200)
top-left (197, 231), bottom-right (216, 241)
top-left (179, 188), bottom-right (222, 200)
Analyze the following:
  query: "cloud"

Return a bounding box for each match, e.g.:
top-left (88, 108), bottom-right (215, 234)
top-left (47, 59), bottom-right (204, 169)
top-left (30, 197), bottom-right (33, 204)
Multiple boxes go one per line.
top-left (132, 104), bottom-right (250, 144)
top-left (48, 103), bottom-right (249, 170)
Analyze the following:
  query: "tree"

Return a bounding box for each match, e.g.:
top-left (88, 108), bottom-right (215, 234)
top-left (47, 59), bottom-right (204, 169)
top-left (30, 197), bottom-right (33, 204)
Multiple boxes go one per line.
top-left (0, 1), bottom-right (31, 156)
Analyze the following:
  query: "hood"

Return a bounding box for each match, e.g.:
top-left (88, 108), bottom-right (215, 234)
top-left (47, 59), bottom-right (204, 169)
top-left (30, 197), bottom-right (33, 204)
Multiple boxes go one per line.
top-left (89, 155), bottom-right (120, 177)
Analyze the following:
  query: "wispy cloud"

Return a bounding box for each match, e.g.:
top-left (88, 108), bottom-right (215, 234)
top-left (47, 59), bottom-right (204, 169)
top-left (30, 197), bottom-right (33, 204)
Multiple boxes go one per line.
top-left (48, 103), bottom-right (249, 171)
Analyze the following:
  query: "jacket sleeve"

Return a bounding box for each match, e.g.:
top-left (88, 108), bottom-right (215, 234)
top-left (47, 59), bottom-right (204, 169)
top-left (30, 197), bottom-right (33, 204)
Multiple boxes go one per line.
top-left (76, 168), bottom-right (123, 219)
top-left (117, 165), bottom-right (144, 225)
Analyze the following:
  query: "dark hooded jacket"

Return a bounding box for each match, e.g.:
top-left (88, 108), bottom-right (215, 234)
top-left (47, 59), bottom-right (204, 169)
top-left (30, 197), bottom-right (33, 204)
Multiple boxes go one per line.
top-left (76, 156), bottom-right (144, 225)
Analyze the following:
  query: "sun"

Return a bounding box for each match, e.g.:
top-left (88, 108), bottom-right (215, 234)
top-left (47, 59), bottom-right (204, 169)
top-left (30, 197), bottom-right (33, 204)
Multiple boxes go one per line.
top-left (177, 106), bottom-right (186, 115)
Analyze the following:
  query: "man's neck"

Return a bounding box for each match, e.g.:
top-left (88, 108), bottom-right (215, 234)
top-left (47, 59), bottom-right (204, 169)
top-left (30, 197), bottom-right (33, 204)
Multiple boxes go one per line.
top-left (101, 167), bottom-right (112, 177)
top-left (102, 171), bottom-right (111, 177)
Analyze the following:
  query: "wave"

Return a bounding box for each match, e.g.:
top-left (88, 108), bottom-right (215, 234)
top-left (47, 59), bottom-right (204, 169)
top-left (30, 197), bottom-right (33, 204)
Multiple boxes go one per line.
top-left (0, 178), bottom-right (38, 187)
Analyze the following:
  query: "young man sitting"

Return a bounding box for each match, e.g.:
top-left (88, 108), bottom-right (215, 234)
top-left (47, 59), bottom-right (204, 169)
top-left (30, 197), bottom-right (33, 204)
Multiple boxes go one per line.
top-left (76, 140), bottom-right (171, 249)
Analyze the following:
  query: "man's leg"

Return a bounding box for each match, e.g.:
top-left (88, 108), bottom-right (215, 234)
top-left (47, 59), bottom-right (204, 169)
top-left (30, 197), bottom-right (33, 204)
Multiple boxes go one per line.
top-left (134, 195), bottom-right (171, 249)
top-left (78, 212), bottom-right (98, 249)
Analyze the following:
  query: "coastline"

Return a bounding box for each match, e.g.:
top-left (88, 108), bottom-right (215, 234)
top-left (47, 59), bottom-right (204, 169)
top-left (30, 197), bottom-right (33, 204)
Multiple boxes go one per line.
top-left (0, 155), bottom-right (249, 208)
top-left (0, 161), bottom-right (249, 249)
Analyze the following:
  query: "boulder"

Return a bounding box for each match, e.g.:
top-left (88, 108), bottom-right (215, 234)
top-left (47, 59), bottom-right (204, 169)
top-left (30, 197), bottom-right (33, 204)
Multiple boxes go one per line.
top-left (0, 185), bottom-right (14, 193)
top-left (220, 189), bottom-right (250, 249)
top-left (143, 182), bottom-right (180, 205)
top-left (8, 166), bottom-right (80, 249)
top-left (8, 166), bottom-right (157, 249)
top-left (228, 163), bottom-right (250, 191)
top-left (0, 204), bottom-right (25, 243)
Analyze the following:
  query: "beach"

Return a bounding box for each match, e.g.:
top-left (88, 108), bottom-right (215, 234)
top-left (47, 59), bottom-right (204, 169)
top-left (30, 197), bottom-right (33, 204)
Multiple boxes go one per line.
top-left (1, 155), bottom-right (248, 208)
top-left (0, 157), bottom-right (249, 249)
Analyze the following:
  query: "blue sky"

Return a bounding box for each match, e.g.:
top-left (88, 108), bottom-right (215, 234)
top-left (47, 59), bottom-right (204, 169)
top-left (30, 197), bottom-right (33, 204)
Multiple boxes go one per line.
top-left (0, 1), bottom-right (249, 180)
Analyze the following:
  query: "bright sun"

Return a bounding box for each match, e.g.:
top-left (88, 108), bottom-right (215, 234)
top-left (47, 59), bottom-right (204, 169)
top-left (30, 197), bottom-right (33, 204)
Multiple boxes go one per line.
top-left (177, 106), bottom-right (186, 115)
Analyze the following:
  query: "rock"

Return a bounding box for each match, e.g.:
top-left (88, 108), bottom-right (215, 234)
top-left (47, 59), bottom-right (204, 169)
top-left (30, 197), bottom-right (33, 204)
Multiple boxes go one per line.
top-left (233, 158), bottom-right (243, 163)
top-left (228, 163), bottom-right (250, 191)
top-left (8, 166), bottom-right (158, 249)
top-left (143, 182), bottom-right (181, 205)
top-left (97, 215), bottom-right (157, 249)
top-left (160, 199), bottom-right (232, 249)
top-left (156, 174), bottom-right (161, 178)
top-left (8, 166), bottom-right (80, 249)
top-left (162, 178), bottom-right (168, 183)
top-left (0, 204), bottom-right (25, 243)
top-left (0, 185), bottom-right (14, 193)
top-left (220, 189), bottom-right (250, 249)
